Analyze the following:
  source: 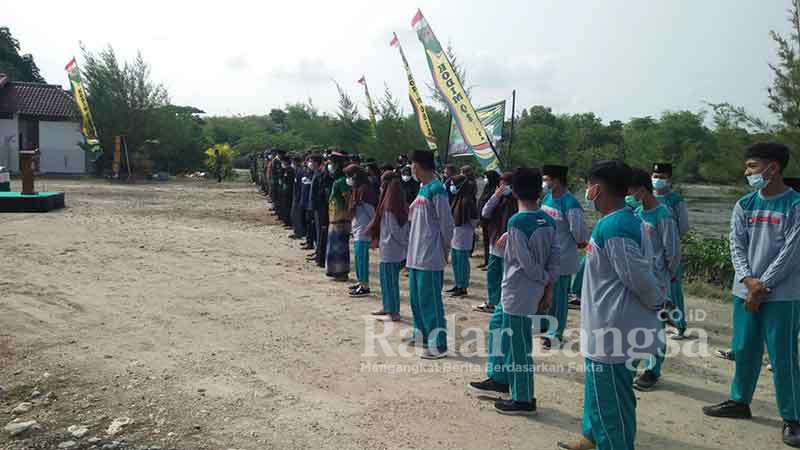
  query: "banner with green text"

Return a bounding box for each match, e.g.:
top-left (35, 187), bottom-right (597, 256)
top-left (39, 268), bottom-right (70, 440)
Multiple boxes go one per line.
top-left (412, 9), bottom-right (500, 170)
top-left (64, 57), bottom-right (99, 146)
top-left (358, 75), bottom-right (378, 134)
top-left (448, 100), bottom-right (505, 160)
top-left (390, 32), bottom-right (437, 153)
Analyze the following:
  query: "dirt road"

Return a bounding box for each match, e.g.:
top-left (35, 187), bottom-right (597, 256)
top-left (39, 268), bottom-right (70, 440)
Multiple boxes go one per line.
top-left (0, 179), bottom-right (788, 449)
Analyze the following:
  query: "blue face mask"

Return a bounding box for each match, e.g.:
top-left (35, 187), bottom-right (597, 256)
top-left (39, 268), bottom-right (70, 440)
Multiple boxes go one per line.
top-left (652, 178), bottom-right (669, 190)
top-left (746, 163), bottom-right (777, 190)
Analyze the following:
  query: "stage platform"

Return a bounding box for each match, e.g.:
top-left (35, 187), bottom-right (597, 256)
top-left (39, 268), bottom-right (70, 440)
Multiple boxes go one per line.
top-left (0, 191), bottom-right (65, 212)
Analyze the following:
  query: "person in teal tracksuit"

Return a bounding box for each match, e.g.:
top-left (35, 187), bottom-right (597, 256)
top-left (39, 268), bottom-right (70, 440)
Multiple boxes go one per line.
top-left (469, 167), bottom-right (560, 416)
top-left (652, 162), bottom-right (690, 339)
top-left (703, 142), bottom-right (800, 448)
top-left (474, 172), bottom-right (517, 313)
top-left (627, 168), bottom-right (681, 391)
top-left (541, 165), bottom-right (588, 348)
top-left (405, 150), bottom-right (455, 360)
top-left (559, 160), bottom-right (665, 450)
top-left (447, 174), bottom-right (479, 298)
top-left (346, 164), bottom-right (378, 298)
top-left (366, 171), bottom-right (409, 322)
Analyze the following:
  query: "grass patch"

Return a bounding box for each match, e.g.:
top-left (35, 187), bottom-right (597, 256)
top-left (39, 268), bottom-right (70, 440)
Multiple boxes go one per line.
top-left (684, 280), bottom-right (730, 303)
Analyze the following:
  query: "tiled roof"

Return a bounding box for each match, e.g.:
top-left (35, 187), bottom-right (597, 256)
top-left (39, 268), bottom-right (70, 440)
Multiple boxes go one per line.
top-left (0, 76), bottom-right (79, 120)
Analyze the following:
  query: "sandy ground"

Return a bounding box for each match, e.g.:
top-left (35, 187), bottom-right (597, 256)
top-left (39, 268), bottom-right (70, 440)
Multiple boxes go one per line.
top-left (0, 178), bottom-right (790, 450)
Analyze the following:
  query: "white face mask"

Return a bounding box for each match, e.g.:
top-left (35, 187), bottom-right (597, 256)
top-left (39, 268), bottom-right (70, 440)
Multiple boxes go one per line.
top-left (652, 177), bottom-right (669, 190)
top-left (450, 184), bottom-right (459, 195)
top-left (327, 164), bottom-right (335, 174)
top-left (483, 177), bottom-right (488, 184)
top-left (346, 177), bottom-right (355, 187)
top-left (503, 186), bottom-right (513, 197)
top-left (401, 175), bottom-right (411, 182)
top-left (542, 182), bottom-right (552, 194)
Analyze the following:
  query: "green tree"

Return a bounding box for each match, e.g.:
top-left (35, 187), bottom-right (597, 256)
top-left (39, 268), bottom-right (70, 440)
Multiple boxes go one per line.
top-left (0, 27), bottom-right (44, 82)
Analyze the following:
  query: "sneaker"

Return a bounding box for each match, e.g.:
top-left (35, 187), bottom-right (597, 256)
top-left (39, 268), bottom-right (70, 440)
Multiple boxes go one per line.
top-left (420, 348), bottom-right (447, 359)
top-left (494, 399), bottom-right (537, 416)
top-left (671, 328), bottom-right (688, 341)
top-left (445, 286), bottom-right (459, 293)
top-left (540, 336), bottom-right (552, 350)
top-left (349, 286), bottom-right (371, 298)
top-left (702, 400), bottom-right (752, 419)
top-left (634, 370), bottom-right (659, 391)
top-left (715, 349), bottom-right (735, 361)
top-left (450, 288), bottom-right (468, 298)
top-left (568, 297), bottom-right (581, 310)
top-left (784, 421), bottom-right (800, 448)
top-left (473, 303), bottom-right (495, 313)
top-left (377, 313), bottom-right (401, 322)
top-left (469, 378), bottom-right (509, 398)
top-left (348, 284), bottom-right (360, 292)
top-left (557, 437), bottom-right (596, 450)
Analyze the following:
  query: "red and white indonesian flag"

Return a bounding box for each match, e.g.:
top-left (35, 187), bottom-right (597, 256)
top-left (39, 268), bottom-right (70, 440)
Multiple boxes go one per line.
top-left (357, 76), bottom-right (366, 85)
top-left (64, 57), bottom-right (99, 145)
top-left (390, 33), bottom-right (400, 47)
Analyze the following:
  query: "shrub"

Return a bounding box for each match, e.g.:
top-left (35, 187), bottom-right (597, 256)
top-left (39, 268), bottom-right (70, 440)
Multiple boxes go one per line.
top-left (681, 232), bottom-right (734, 286)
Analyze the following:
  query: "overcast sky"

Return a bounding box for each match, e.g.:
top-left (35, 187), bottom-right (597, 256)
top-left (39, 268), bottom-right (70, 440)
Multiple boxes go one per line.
top-left (6, 1), bottom-right (793, 123)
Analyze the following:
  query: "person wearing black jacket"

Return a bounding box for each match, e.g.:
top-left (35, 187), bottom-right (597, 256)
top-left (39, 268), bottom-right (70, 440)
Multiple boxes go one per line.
top-left (279, 154), bottom-right (295, 227)
top-left (477, 170), bottom-right (501, 269)
top-left (290, 156), bottom-right (307, 239)
top-left (399, 165), bottom-right (419, 205)
top-left (302, 155), bottom-right (321, 251)
top-left (310, 155), bottom-right (334, 268)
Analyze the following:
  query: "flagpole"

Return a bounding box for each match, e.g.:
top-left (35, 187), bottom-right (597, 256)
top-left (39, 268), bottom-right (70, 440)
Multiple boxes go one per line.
top-left (507, 89), bottom-right (516, 167)
top-left (443, 113), bottom-right (452, 167)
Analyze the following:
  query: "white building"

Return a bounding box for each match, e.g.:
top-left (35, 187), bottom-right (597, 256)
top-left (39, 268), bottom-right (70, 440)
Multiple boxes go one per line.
top-left (0, 73), bottom-right (85, 174)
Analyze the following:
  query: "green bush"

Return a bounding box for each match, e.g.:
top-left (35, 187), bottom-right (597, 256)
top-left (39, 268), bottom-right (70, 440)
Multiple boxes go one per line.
top-left (681, 232), bottom-right (734, 286)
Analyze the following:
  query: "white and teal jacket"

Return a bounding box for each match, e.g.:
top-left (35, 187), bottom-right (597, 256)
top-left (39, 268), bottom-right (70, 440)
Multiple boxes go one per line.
top-left (730, 188), bottom-right (800, 302)
top-left (635, 204), bottom-right (681, 293)
top-left (580, 208), bottom-right (665, 364)
top-left (500, 210), bottom-right (560, 316)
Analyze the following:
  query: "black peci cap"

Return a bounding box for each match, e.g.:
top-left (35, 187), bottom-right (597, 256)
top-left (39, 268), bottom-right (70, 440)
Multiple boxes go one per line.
top-left (652, 163), bottom-right (672, 175)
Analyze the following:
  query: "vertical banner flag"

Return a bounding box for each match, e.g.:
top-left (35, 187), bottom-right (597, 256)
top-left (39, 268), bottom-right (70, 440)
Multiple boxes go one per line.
top-left (390, 32), bottom-right (437, 153)
top-left (64, 57), bottom-right (99, 145)
top-left (412, 9), bottom-right (500, 171)
top-left (449, 100), bottom-right (505, 158)
top-left (357, 76), bottom-right (378, 133)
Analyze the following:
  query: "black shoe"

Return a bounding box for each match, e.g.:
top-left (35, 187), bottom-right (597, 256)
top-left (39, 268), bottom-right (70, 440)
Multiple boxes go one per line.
top-left (540, 336), bottom-right (552, 350)
top-left (702, 400), bottom-right (752, 419)
top-left (634, 370), bottom-right (659, 391)
top-left (445, 286), bottom-right (459, 293)
top-left (715, 349), bottom-right (735, 361)
top-left (300, 244), bottom-right (313, 250)
top-left (784, 421), bottom-right (800, 448)
top-left (494, 399), bottom-right (537, 416)
top-left (469, 378), bottom-right (509, 398)
top-left (348, 283), bottom-right (361, 292)
top-left (349, 286), bottom-right (371, 298)
top-left (450, 288), bottom-right (468, 298)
